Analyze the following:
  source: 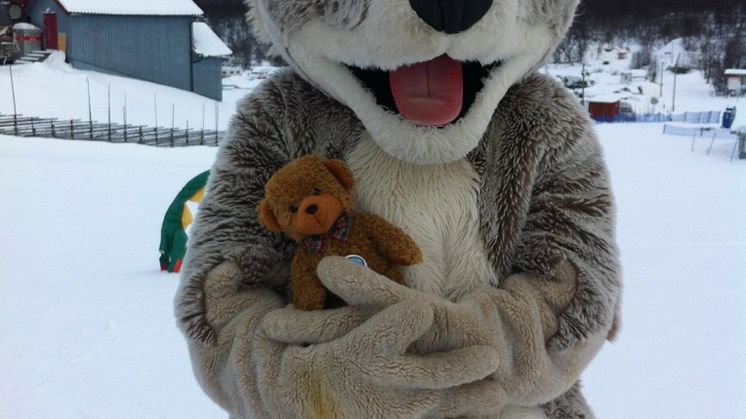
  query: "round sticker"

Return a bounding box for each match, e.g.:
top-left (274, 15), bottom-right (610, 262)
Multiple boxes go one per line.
top-left (345, 254), bottom-right (368, 267)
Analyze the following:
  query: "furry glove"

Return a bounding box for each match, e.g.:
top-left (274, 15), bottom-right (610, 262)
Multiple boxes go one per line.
top-left (266, 256), bottom-right (600, 410)
top-left (193, 261), bottom-right (509, 418)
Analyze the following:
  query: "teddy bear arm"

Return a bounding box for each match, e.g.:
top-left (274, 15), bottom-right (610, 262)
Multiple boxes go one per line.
top-left (356, 213), bottom-right (422, 266)
top-left (291, 253), bottom-right (327, 311)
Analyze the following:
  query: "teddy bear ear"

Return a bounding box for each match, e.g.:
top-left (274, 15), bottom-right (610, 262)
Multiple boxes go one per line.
top-left (257, 200), bottom-right (283, 233)
top-left (323, 160), bottom-right (355, 191)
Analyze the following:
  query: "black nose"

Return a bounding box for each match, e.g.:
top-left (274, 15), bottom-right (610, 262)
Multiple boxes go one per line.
top-left (409, 0), bottom-right (493, 34)
top-left (305, 204), bottom-right (318, 215)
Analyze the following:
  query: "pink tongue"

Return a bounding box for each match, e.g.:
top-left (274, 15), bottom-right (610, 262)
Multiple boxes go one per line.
top-left (389, 55), bottom-right (463, 126)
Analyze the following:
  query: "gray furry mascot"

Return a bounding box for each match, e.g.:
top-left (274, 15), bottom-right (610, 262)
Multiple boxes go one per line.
top-left (175, 1), bottom-right (622, 417)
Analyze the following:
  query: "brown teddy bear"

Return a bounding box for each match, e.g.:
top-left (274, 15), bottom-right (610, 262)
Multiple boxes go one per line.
top-left (257, 155), bottom-right (422, 310)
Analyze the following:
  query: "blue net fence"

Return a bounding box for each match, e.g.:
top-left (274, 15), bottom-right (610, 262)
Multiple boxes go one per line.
top-left (594, 111), bottom-right (722, 124)
top-left (662, 125), bottom-right (737, 140)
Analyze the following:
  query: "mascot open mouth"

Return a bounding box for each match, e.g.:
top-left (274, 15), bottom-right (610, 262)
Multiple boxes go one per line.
top-left (347, 55), bottom-right (502, 127)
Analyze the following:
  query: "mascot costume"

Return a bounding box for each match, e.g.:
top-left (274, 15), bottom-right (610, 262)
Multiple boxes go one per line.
top-left (175, 1), bottom-right (622, 418)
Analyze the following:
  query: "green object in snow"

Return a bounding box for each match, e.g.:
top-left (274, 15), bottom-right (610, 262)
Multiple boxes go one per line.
top-left (159, 170), bottom-right (210, 273)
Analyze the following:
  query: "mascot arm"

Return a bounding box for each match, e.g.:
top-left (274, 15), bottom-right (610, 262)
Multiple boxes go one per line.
top-left (175, 80), bottom-right (507, 418)
top-left (500, 127), bottom-right (621, 406)
top-left (305, 127), bottom-right (621, 410)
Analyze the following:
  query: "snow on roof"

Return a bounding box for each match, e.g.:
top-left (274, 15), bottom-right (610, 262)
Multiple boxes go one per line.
top-left (12, 22), bottom-right (40, 30)
top-left (192, 22), bottom-right (232, 58)
top-left (55, 0), bottom-right (203, 16)
top-left (588, 94), bottom-right (622, 104)
top-left (724, 69), bottom-right (746, 76)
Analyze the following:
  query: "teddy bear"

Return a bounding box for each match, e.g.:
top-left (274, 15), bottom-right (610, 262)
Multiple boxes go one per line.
top-left (257, 155), bottom-right (422, 310)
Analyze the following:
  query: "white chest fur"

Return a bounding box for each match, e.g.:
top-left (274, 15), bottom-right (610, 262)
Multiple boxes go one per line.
top-left (346, 136), bottom-right (498, 301)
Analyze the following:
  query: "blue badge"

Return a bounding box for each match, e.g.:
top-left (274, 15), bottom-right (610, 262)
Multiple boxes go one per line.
top-left (345, 254), bottom-right (368, 267)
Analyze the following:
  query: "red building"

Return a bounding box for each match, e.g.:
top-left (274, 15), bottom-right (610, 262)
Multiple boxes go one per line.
top-left (587, 96), bottom-right (621, 121)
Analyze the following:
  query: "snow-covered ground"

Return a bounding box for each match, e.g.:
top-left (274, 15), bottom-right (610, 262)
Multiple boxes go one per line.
top-left (1, 122), bottom-right (745, 418)
top-left (0, 52), bottom-right (262, 130)
top-left (2, 47), bottom-right (746, 417)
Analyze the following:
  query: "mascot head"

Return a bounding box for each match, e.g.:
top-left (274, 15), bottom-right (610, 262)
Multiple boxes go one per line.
top-left (248, 0), bottom-right (579, 164)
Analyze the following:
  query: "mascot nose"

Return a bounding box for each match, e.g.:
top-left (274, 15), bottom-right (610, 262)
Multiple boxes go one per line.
top-left (305, 204), bottom-right (318, 215)
top-left (409, 0), bottom-right (493, 34)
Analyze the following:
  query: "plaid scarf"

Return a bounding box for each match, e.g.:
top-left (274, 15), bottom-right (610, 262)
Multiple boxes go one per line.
top-left (302, 214), bottom-right (351, 254)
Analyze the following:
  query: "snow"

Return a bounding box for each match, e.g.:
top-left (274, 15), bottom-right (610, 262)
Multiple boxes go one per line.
top-left (583, 124), bottom-right (746, 418)
top-left (725, 69), bottom-right (746, 76)
top-left (0, 136), bottom-right (223, 418)
top-left (192, 22), bottom-right (233, 58)
top-left (1, 40), bottom-right (745, 417)
top-left (732, 107), bottom-right (746, 134)
top-left (588, 94), bottom-right (621, 104)
top-left (55, 0), bottom-right (203, 16)
top-left (547, 58), bottom-right (742, 114)
top-left (0, 52), bottom-right (262, 130)
top-left (1, 121), bottom-right (745, 418)
top-left (12, 22), bottom-right (40, 31)
top-left (655, 38), bottom-right (699, 69)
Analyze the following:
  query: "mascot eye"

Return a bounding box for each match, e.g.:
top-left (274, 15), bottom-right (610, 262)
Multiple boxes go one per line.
top-left (311, 188), bottom-right (321, 195)
top-left (289, 204), bottom-right (299, 213)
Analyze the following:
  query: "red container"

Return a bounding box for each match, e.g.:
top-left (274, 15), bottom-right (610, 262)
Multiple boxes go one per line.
top-left (43, 11), bottom-right (58, 50)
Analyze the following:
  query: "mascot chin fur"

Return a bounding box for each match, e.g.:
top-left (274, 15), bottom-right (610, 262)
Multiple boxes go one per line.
top-left (175, 1), bottom-right (622, 418)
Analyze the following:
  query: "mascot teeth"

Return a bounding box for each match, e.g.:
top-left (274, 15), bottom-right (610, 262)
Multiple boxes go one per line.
top-left (348, 57), bottom-right (502, 126)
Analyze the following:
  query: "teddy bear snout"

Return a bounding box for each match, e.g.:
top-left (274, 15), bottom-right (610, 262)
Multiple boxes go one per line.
top-left (291, 195), bottom-right (344, 236)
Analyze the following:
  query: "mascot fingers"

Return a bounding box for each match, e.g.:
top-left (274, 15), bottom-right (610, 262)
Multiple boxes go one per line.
top-left (317, 256), bottom-right (421, 308)
top-left (262, 305), bottom-right (366, 345)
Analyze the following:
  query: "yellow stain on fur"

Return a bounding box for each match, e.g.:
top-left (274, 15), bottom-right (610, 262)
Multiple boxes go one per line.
top-left (305, 375), bottom-right (341, 419)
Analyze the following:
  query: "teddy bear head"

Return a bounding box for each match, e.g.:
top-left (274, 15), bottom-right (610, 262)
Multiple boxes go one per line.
top-left (258, 155), bottom-right (356, 241)
top-left (247, 0), bottom-right (579, 165)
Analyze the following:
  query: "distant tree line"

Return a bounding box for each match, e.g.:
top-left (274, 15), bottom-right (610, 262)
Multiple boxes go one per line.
top-left (195, 0), bottom-right (746, 93)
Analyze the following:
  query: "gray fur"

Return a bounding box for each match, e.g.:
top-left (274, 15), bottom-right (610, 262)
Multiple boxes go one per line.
top-left (176, 1), bottom-right (620, 417)
top-left (175, 70), bottom-right (620, 417)
top-left (542, 382), bottom-right (596, 419)
top-left (248, 0), bottom-right (368, 43)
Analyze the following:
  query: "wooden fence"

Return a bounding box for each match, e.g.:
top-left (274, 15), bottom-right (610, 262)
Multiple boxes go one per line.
top-left (0, 113), bottom-right (226, 147)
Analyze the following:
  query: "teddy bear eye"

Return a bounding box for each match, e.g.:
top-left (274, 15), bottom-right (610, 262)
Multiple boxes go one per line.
top-left (311, 188), bottom-right (321, 195)
top-left (289, 204), bottom-right (299, 213)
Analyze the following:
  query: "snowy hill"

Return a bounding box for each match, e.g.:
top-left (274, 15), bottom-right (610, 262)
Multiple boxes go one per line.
top-left (0, 52), bottom-right (261, 131)
top-left (545, 40), bottom-right (742, 115)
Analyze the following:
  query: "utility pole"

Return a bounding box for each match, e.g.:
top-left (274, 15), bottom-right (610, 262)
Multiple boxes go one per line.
top-left (581, 62), bottom-right (586, 105)
top-left (672, 53), bottom-right (680, 113)
top-left (9, 64), bottom-right (18, 134)
top-left (659, 60), bottom-right (664, 97)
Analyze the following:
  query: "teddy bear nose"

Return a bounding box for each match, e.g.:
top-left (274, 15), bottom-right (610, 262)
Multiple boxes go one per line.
top-left (409, 0), bottom-right (493, 34)
top-left (305, 204), bottom-right (319, 215)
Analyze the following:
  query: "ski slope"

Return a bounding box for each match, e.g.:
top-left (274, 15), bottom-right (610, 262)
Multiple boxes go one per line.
top-left (1, 122), bottom-right (744, 418)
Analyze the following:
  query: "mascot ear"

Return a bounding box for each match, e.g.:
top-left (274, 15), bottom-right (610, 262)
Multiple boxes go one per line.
top-left (323, 160), bottom-right (355, 191)
top-left (258, 200), bottom-right (283, 232)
